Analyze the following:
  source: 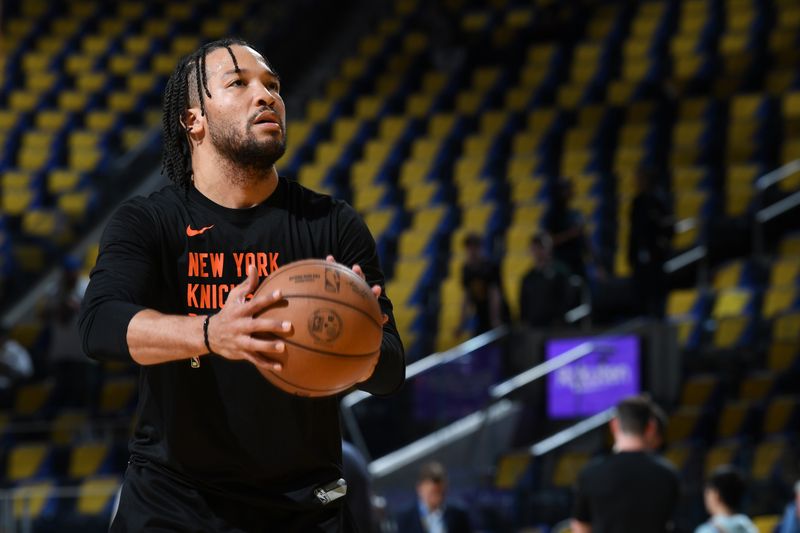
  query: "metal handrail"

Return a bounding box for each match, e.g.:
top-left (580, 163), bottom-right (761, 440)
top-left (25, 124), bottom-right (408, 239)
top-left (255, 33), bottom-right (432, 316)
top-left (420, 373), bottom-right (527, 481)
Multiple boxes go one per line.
top-left (755, 159), bottom-right (800, 191)
top-left (489, 318), bottom-right (645, 401)
top-left (341, 325), bottom-right (510, 460)
top-left (753, 159), bottom-right (800, 256)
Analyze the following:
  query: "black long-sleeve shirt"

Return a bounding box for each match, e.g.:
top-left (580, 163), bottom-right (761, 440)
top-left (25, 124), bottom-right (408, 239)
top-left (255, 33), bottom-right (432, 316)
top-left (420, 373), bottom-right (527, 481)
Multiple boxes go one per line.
top-left (79, 177), bottom-right (404, 504)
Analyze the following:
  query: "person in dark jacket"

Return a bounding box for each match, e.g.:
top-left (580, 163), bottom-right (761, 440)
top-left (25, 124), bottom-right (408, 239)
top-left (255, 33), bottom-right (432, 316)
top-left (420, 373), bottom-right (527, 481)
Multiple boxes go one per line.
top-left (396, 461), bottom-right (473, 533)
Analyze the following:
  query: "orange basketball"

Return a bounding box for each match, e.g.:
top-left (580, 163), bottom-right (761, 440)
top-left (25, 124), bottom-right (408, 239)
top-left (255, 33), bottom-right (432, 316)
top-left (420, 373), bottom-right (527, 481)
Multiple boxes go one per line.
top-left (253, 259), bottom-right (383, 397)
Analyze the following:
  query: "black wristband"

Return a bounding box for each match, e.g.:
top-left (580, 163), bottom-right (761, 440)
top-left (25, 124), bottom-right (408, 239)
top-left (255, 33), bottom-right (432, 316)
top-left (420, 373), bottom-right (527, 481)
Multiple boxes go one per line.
top-left (203, 314), bottom-right (215, 354)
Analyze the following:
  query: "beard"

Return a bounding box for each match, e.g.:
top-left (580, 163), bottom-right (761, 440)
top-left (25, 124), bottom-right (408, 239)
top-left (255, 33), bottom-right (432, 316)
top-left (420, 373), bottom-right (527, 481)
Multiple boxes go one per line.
top-left (208, 114), bottom-right (286, 179)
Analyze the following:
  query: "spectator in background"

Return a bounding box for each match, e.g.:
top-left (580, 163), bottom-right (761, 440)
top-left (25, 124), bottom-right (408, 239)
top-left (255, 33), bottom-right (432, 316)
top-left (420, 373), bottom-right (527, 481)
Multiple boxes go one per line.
top-left (544, 178), bottom-right (589, 280)
top-left (43, 259), bottom-right (96, 407)
top-left (695, 465), bottom-right (758, 533)
top-left (628, 166), bottom-right (673, 318)
top-left (396, 461), bottom-right (472, 533)
top-left (571, 395), bottom-right (680, 533)
top-left (519, 232), bottom-right (572, 328)
top-left (779, 480), bottom-right (800, 533)
top-left (456, 233), bottom-right (507, 336)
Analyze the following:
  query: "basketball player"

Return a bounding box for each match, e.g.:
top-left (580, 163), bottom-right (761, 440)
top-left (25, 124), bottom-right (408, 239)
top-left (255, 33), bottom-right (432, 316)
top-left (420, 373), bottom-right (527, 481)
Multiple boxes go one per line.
top-left (79, 38), bottom-right (405, 531)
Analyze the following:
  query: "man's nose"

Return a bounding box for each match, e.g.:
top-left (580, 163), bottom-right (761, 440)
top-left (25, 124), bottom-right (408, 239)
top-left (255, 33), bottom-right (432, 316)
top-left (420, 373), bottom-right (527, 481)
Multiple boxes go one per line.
top-left (255, 85), bottom-right (276, 108)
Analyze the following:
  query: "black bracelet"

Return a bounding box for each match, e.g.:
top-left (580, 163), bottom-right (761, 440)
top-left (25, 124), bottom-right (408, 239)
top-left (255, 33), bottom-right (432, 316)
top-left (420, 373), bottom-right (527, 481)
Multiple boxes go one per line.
top-left (203, 314), bottom-right (215, 354)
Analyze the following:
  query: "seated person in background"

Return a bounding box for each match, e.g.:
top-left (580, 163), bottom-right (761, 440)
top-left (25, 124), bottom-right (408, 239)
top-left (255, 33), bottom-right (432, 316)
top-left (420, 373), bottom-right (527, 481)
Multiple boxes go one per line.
top-left (695, 465), bottom-right (757, 533)
top-left (519, 232), bottom-right (572, 328)
top-left (779, 480), bottom-right (800, 533)
top-left (396, 461), bottom-right (472, 533)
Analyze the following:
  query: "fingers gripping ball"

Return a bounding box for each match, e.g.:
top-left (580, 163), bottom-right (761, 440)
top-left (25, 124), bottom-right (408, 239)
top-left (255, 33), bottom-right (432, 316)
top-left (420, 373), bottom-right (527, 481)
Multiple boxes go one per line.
top-left (253, 259), bottom-right (383, 397)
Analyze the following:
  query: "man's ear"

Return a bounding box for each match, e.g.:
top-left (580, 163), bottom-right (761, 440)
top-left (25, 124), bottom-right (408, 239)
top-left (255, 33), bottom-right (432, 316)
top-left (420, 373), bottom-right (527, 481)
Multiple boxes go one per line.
top-left (609, 417), bottom-right (620, 436)
top-left (182, 108), bottom-right (204, 137)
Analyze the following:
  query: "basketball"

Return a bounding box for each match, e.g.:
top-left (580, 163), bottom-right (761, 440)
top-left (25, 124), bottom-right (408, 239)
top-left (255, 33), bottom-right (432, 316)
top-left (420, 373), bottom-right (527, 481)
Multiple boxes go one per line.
top-left (253, 259), bottom-right (383, 397)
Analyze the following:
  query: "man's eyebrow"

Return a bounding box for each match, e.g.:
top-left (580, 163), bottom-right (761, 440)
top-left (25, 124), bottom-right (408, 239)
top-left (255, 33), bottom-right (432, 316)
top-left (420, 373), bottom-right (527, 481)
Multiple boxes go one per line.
top-left (222, 67), bottom-right (280, 80)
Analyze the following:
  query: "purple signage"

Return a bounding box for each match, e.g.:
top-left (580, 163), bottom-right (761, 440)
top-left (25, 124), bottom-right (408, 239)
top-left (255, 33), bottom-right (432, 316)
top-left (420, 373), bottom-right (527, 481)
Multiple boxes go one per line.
top-left (546, 335), bottom-right (641, 419)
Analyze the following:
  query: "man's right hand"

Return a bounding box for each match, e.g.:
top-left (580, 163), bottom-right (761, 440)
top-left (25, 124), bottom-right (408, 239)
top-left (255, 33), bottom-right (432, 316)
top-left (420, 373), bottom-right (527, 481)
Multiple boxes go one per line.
top-left (206, 264), bottom-right (292, 372)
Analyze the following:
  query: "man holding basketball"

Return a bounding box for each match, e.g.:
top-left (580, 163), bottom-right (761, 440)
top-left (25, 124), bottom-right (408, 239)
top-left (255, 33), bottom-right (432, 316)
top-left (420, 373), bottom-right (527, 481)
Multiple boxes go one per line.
top-left (79, 38), bottom-right (404, 531)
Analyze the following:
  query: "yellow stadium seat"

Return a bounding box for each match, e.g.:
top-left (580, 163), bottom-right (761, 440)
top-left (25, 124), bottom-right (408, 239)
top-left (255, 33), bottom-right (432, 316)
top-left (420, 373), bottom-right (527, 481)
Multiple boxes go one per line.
top-left (768, 341), bottom-right (799, 372)
top-left (552, 451), bottom-right (590, 488)
top-left (123, 35), bottom-right (153, 56)
top-left (354, 95), bottom-right (383, 120)
top-left (127, 72), bottom-right (157, 94)
top-left (59, 90), bottom-right (91, 112)
top-left (2, 189), bottom-right (35, 216)
top-left (363, 209), bottom-right (395, 240)
top-left (0, 110), bottom-right (21, 130)
top-left (69, 442), bottom-right (110, 479)
top-left (12, 481), bottom-right (55, 520)
top-left (51, 18), bottom-right (80, 37)
top-left (753, 515), bottom-right (780, 533)
top-left (717, 401), bottom-right (752, 439)
top-left (51, 410), bottom-right (89, 445)
top-left (763, 287), bottom-right (797, 318)
top-left (379, 116), bottom-right (408, 141)
top-left (494, 453), bottom-right (531, 489)
top-left (560, 149), bottom-right (593, 175)
top-left (739, 372), bottom-right (775, 401)
top-left (780, 234), bottom-right (800, 257)
top-left (151, 52), bottom-right (181, 75)
top-left (58, 191), bottom-right (92, 220)
top-left (680, 374), bottom-right (718, 407)
top-left (404, 182), bottom-right (439, 211)
top-left (705, 441), bottom-right (740, 475)
top-left (25, 72), bottom-right (57, 92)
top-left (13, 244), bottom-right (46, 273)
top-left (713, 316), bottom-right (750, 348)
top-left (7, 443), bottom-right (50, 481)
top-left (353, 184), bottom-right (386, 212)
top-left (201, 19), bottom-right (231, 39)
top-left (122, 128), bottom-right (148, 151)
top-left (22, 210), bottom-right (59, 238)
top-left (18, 147), bottom-right (49, 171)
top-left (773, 313), bottom-right (800, 342)
top-left (763, 395), bottom-right (799, 434)
top-left (107, 91), bottom-right (140, 112)
top-left (665, 406), bottom-right (703, 444)
top-left (306, 99), bottom-right (333, 122)
top-left (750, 439), bottom-right (786, 482)
top-left (97, 19), bottom-right (128, 37)
top-left (143, 19), bottom-right (171, 38)
top-left (98, 377), bottom-right (137, 416)
top-left (9, 90), bottom-right (40, 111)
top-left (770, 259), bottom-right (800, 285)
top-left (81, 35), bottom-right (112, 56)
top-left (713, 261), bottom-right (744, 290)
top-left (77, 476), bottom-right (121, 515)
top-left (21, 131), bottom-right (54, 151)
top-left (83, 110), bottom-right (117, 132)
top-left (69, 149), bottom-right (103, 172)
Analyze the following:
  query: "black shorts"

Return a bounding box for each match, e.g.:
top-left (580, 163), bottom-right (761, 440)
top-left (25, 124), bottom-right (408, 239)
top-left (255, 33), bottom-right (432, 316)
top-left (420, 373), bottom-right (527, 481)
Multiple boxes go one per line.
top-left (111, 462), bottom-right (357, 532)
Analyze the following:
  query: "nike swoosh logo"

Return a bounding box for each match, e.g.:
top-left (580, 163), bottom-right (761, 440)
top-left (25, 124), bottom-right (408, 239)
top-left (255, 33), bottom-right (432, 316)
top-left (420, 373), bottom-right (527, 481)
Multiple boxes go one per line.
top-left (186, 224), bottom-right (214, 237)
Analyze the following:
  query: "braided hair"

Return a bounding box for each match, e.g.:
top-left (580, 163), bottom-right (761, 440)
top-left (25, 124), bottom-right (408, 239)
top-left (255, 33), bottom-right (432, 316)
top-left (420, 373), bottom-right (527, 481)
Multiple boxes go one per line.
top-left (161, 37), bottom-right (251, 189)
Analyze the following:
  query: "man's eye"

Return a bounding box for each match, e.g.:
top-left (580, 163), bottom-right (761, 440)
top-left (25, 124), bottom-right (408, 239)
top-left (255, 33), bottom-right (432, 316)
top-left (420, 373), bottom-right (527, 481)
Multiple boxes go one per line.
top-left (230, 79), bottom-right (244, 87)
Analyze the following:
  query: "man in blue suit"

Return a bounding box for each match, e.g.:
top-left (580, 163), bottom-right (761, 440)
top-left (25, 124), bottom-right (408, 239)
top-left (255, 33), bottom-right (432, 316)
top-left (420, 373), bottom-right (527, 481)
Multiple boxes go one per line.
top-left (396, 462), bottom-right (472, 533)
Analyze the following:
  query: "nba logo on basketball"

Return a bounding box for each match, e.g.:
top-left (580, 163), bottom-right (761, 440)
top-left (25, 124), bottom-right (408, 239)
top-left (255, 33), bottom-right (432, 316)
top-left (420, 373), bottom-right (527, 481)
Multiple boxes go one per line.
top-left (324, 268), bottom-right (340, 293)
top-left (308, 308), bottom-right (343, 343)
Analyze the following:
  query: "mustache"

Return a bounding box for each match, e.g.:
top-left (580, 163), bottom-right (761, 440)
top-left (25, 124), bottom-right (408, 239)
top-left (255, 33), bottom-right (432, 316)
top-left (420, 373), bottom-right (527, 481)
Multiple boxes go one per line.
top-left (250, 108), bottom-right (282, 126)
